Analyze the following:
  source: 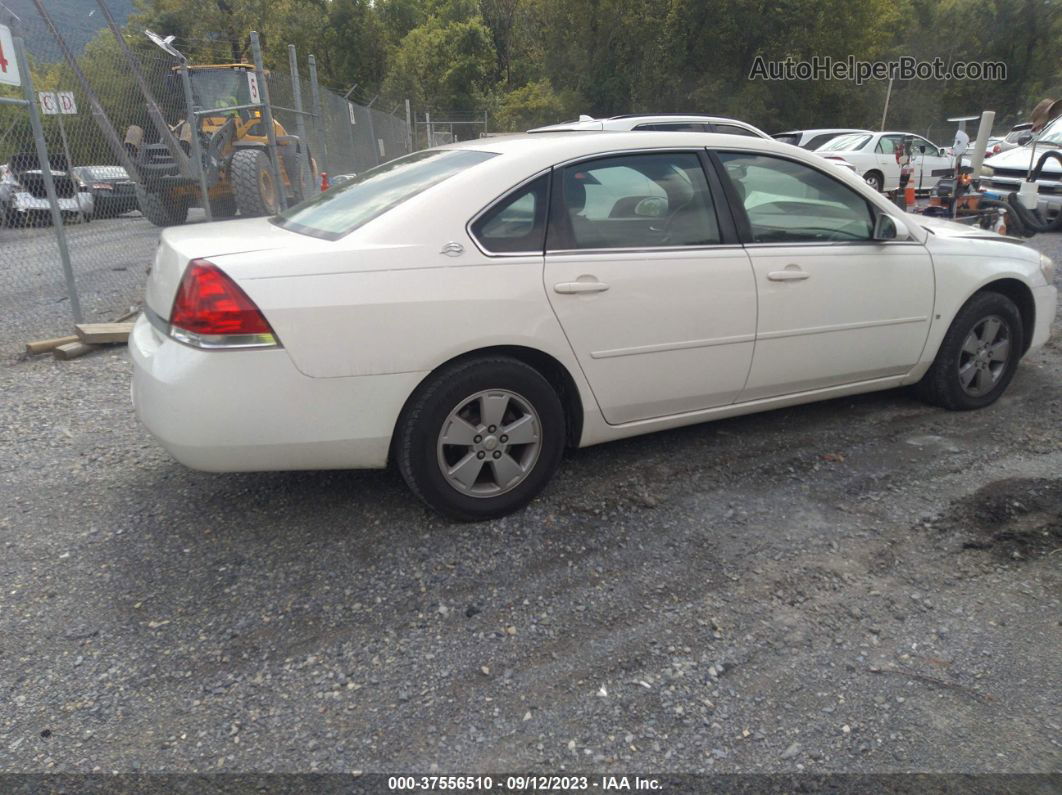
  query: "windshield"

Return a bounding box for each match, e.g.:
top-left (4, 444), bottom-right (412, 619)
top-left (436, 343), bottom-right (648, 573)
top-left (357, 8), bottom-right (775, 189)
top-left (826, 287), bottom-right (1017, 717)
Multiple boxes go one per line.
top-left (1035, 116), bottom-right (1062, 147)
top-left (273, 149), bottom-right (497, 240)
top-left (192, 69), bottom-right (252, 112)
top-left (817, 133), bottom-right (871, 152)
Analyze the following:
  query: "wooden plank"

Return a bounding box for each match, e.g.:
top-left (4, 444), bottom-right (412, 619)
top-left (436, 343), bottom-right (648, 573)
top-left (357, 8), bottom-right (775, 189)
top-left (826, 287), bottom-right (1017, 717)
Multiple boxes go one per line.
top-left (25, 335), bottom-right (79, 355)
top-left (75, 322), bottom-right (135, 344)
top-left (53, 342), bottom-right (99, 361)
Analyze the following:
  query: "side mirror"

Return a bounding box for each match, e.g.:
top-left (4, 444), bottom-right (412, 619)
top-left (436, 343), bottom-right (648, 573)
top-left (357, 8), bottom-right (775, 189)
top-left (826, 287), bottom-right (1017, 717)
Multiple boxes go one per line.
top-left (939, 148), bottom-right (947, 157)
top-left (1017, 132), bottom-right (1033, 146)
top-left (873, 213), bottom-right (908, 241)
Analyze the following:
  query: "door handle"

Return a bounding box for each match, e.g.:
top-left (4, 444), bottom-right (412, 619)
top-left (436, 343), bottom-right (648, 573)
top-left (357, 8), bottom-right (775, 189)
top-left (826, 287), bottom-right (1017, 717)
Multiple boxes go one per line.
top-left (767, 267), bottom-right (810, 282)
top-left (554, 280), bottom-right (611, 294)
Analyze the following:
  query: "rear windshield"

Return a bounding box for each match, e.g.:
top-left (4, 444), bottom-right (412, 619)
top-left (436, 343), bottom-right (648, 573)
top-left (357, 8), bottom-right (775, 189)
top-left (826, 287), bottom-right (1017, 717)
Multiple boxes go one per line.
top-left (272, 149), bottom-right (497, 240)
top-left (773, 133), bottom-right (801, 145)
top-left (817, 133), bottom-right (871, 152)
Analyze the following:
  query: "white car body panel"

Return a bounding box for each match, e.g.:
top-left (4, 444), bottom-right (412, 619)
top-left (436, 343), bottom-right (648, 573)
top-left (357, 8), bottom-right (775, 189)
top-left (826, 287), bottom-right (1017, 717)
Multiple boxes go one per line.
top-left (130, 131), bottom-right (1055, 475)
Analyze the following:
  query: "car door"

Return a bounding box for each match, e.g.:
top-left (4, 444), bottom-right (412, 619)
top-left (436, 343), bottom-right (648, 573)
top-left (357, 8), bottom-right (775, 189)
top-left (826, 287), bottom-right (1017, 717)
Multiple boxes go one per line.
top-left (874, 134), bottom-right (904, 190)
top-left (912, 136), bottom-right (951, 189)
top-left (714, 151), bottom-right (933, 401)
top-left (543, 150), bottom-right (757, 425)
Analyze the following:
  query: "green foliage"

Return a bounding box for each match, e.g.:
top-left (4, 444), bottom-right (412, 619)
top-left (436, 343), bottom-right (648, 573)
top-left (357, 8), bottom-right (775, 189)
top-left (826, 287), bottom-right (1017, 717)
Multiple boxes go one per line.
top-left (18, 0), bottom-right (1060, 143)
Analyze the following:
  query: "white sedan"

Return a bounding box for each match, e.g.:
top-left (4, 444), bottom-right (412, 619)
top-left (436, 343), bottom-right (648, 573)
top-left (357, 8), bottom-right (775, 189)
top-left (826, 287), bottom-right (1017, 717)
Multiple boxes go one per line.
top-left (815, 131), bottom-right (954, 192)
top-left (131, 132), bottom-right (1057, 520)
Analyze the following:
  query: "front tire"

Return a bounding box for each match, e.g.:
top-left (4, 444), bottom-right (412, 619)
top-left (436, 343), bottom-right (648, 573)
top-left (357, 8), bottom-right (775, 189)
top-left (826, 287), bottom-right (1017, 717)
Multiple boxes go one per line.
top-left (231, 148), bottom-right (278, 217)
top-left (395, 357), bottom-right (566, 521)
top-left (915, 291), bottom-right (1024, 410)
top-left (864, 171), bottom-right (884, 192)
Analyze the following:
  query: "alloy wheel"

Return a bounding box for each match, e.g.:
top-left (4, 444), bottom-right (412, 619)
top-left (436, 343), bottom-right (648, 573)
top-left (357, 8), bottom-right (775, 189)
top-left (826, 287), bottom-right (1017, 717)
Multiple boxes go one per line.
top-left (436, 389), bottom-right (542, 497)
top-left (958, 314), bottom-right (1011, 397)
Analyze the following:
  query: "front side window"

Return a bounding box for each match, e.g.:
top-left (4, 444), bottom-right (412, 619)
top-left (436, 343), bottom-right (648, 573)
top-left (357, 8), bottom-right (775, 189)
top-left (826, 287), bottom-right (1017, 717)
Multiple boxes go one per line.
top-left (470, 175), bottom-right (548, 253)
top-left (717, 152), bottom-right (874, 243)
top-left (274, 149), bottom-right (496, 240)
top-left (549, 152), bottom-right (721, 250)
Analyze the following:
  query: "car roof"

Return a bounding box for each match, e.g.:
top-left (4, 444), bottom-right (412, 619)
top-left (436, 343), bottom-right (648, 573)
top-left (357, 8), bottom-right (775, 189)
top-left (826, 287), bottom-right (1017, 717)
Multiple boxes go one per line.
top-left (439, 130), bottom-right (848, 163)
top-left (776, 128), bottom-right (870, 136)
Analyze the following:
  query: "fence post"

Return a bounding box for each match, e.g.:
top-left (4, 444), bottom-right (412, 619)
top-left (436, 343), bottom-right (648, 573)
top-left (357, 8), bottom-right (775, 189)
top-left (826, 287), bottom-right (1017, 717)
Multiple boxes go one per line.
top-left (178, 61), bottom-right (213, 222)
top-left (250, 31), bottom-right (288, 211)
top-left (287, 44), bottom-right (311, 198)
top-left (308, 54), bottom-right (329, 178)
top-left (365, 95), bottom-right (380, 166)
top-left (405, 99), bottom-right (413, 152)
top-left (53, 112), bottom-right (83, 221)
top-left (13, 29), bottom-right (83, 324)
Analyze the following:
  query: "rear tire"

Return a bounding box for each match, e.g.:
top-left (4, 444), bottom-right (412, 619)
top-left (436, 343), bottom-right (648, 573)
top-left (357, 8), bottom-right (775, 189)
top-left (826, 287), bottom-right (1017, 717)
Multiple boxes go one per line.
top-left (395, 357), bottom-right (566, 521)
top-left (136, 186), bottom-right (189, 227)
top-left (231, 148), bottom-right (278, 217)
top-left (914, 291), bottom-right (1024, 410)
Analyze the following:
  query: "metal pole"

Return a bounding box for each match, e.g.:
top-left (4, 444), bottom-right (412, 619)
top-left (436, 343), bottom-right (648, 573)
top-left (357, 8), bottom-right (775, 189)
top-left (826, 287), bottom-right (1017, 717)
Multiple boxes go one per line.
top-left (287, 45), bottom-right (311, 198)
top-left (14, 32), bottom-right (82, 324)
top-left (308, 54), bottom-right (329, 179)
top-left (405, 99), bottom-right (413, 152)
top-left (426, 111), bottom-right (432, 148)
top-left (880, 76), bottom-right (893, 131)
top-left (365, 94), bottom-right (382, 164)
top-left (53, 111), bottom-right (84, 222)
top-left (484, 110), bottom-right (488, 136)
top-left (30, 0), bottom-right (141, 181)
top-left (250, 31), bottom-right (288, 211)
top-left (178, 60), bottom-right (213, 221)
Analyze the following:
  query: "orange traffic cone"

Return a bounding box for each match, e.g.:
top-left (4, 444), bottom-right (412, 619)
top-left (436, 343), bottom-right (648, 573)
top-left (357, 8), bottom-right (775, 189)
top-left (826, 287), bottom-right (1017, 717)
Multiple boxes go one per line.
top-left (904, 184), bottom-right (916, 209)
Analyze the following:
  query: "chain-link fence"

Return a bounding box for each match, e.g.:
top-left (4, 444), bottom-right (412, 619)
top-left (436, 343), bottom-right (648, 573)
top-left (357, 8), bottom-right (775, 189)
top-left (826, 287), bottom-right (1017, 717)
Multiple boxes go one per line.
top-left (0, 2), bottom-right (412, 357)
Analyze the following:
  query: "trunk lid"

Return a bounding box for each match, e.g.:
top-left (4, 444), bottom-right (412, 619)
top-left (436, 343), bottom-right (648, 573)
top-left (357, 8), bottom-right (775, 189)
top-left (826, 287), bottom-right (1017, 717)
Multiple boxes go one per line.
top-left (145, 217), bottom-right (331, 318)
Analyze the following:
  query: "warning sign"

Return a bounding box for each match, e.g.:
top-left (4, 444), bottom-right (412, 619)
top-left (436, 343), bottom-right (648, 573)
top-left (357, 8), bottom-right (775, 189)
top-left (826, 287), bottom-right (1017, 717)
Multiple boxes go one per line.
top-left (0, 24), bottom-right (22, 87)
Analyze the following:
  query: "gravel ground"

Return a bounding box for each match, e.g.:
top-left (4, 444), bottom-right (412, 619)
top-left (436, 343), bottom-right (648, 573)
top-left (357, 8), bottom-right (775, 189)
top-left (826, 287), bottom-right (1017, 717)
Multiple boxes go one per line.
top-left (0, 233), bottom-right (1059, 778)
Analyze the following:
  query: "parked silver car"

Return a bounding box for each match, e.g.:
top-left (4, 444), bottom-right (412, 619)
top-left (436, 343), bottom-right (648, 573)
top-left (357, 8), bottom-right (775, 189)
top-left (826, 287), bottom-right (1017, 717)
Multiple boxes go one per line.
top-left (0, 153), bottom-right (92, 226)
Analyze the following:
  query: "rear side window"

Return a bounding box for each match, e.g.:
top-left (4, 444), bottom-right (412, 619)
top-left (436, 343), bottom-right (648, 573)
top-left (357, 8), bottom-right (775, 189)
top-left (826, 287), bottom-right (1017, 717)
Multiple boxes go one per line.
top-left (273, 149), bottom-right (496, 240)
top-left (470, 175), bottom-right (549, 254)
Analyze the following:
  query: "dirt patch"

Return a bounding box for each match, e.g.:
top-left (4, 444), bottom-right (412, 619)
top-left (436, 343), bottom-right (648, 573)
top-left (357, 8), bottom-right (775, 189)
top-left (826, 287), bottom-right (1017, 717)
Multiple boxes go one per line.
top-left (930, 477), bottom-right (1062, 560)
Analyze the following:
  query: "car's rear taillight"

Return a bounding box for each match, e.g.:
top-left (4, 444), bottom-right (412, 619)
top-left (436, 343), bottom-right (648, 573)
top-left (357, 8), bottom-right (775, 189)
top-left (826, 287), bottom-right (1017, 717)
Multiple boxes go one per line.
top-left (168, 259), bottom-right (279, 349)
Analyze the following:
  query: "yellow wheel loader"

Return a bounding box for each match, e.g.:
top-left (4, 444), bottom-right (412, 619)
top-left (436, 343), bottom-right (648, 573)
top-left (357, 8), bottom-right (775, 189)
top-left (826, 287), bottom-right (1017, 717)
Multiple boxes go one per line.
top-left (124, 64), bottom-right (316, 226)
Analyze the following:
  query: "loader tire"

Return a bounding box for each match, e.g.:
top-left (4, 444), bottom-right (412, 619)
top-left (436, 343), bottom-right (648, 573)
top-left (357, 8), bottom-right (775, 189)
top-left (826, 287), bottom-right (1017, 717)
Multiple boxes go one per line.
top-left (231, 148), bottom-right (278, 217)
top-left (136, 186), bottom-right (189, 227)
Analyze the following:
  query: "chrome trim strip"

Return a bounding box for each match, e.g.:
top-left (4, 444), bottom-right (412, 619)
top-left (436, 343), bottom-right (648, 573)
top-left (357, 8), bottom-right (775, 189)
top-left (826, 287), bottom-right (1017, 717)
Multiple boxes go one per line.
top-left (547, 244), bottom-right (745, 256)
top-left (591, 333), bottom-right (755, 359)
top-left (757, 316), bottom-right (928, 341)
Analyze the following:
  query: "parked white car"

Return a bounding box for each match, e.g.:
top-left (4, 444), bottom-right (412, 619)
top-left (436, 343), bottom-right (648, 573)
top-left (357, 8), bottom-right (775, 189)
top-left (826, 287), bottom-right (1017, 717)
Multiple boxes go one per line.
top-left (131, 132), bottom-right (1056, 520)
top-left (530, 114), bottom-right (769, 138)
top-left (773, 128), bottom-right (871, 150)
top-left (980, 114), bottom-right (1062, 217)
top-left (815, 131), bottom-right (954, 192)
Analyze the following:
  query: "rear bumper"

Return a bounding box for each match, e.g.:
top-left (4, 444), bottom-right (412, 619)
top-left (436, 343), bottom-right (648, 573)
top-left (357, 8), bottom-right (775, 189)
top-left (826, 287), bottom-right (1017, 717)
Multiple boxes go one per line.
top-left (129, 314), bottom-right (426, 472)
top-left (11, 192), bottom-right (84, 213)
